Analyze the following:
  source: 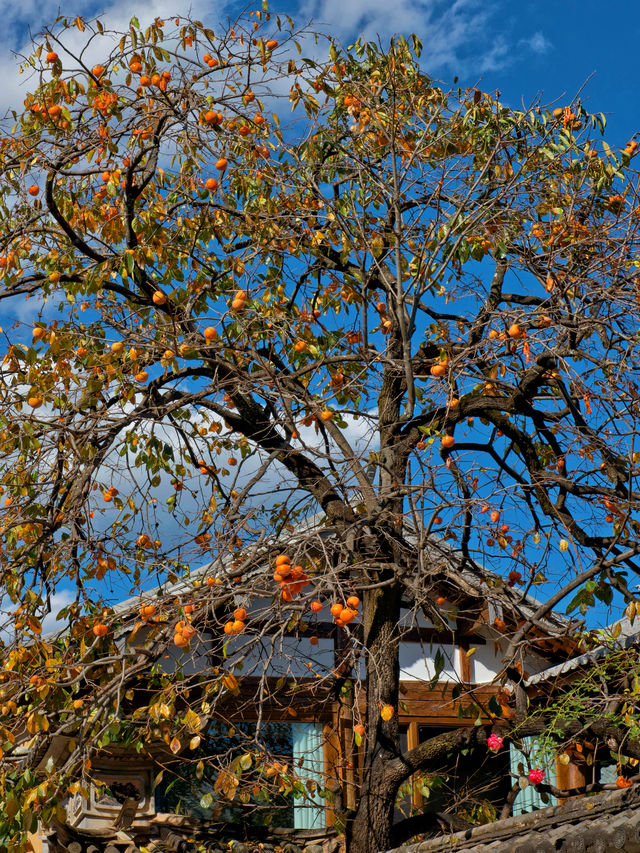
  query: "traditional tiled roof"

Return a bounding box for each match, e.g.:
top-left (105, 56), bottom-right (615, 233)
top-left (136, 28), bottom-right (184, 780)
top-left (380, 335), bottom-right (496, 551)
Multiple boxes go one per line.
top-left (525, 615), bottom-right (640, 687)
top-left (39, 509), bottom-right (573, 657)
top-left (45, 819), bottom-right (142, 853)
top-left (45, 816), bottom-right (339, 853)
top-left (108, 516), bottom-right (572, 638)
top-left (392, 786), bottom-right (640, 853)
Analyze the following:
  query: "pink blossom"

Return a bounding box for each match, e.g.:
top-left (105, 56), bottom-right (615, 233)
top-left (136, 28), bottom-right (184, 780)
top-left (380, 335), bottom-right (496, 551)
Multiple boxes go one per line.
top-left (528, 768), bottom-right (545, 785)
top-left (487, 733), bottom-right (504, 752)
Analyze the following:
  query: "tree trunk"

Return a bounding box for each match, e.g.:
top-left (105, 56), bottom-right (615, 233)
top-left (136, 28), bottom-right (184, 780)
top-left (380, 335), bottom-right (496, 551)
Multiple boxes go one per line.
top-left (348, 579), bottom-right (403, 853)
top-left (349, 754), bottom-right (398, 853)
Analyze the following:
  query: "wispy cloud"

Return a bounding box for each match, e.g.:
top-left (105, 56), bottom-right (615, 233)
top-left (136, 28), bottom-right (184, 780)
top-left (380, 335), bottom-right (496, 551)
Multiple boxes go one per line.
top-left (296, 0), bottom-right (550, 80)
top-left (0, 0), bottom-right (553, 123)
top-left (0, 0), bottom-right (221, 119)
top-left (521, 31), bottom-right (552, 55)
top-left (298, 0), bottom-right (490, 73)
top-left (0, 587), bottom-right (77, 641)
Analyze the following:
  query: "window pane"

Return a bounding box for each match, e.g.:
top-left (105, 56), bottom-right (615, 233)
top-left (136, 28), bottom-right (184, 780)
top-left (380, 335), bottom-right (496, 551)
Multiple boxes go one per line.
top-left (510, 737), bottom-right (557, 815)
top-left (292, 723), bottom-right (325, 829)
top-left (155, 720), bottom-right (294, 827)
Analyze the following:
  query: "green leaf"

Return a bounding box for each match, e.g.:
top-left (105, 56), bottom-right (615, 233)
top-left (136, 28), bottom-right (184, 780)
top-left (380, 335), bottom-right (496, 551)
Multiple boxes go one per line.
top-left (488, 695), bottom-right (503, 716)
top-left (595, 584), bottom-right (613, 605)
top-left (6, 796), bottom-right (18, 820)
top-left (565, 589), bottom-right (584, 614)
top-left (200, 792), bottom-right (213, 808)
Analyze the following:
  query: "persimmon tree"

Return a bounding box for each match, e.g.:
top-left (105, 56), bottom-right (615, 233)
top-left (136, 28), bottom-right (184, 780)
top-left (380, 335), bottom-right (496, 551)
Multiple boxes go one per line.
top-left (2, 7), bottom-right (640, 853)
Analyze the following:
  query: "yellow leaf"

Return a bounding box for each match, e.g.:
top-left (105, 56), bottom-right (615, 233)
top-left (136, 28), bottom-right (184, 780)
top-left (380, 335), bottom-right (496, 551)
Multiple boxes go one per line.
top-left (23, 788), bottom-right (38, 808)
top-left (222, 673), bottom-right (238, 691)
top-left (27, 616), bottom-right (41, 634)
top-left (214, 770), bottom-right (239, 800)
top-left (170, 737), bottom-right (181, 754)
top-left (185, 709), bottom-right (202, 731)
top-left (189, 735), bottom-right (201, 750)
top-left (128, 621), bottom-right (143, 642)
top-left (626, 601), bottom-right (637, 624)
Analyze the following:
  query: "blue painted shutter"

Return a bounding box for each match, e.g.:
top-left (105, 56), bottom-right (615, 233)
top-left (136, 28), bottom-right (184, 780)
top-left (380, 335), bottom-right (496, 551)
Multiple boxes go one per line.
top-left (510, 736), bottom-right (557, 815)
top-left (292, 722), bottom-right (325, 829)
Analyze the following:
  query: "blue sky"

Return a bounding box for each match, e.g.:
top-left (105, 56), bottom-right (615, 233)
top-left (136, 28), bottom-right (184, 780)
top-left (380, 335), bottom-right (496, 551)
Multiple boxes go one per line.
top-left (1, 0), bottom-right (638, 154)
top-left (1, 0), bottom-right (638, 629)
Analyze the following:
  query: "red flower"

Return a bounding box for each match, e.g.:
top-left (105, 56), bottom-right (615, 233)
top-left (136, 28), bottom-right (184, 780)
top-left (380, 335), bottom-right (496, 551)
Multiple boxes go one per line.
top-left (487, 733), bottom-right (504, 752)
top-left (528, 768), bottom-right (545, 785)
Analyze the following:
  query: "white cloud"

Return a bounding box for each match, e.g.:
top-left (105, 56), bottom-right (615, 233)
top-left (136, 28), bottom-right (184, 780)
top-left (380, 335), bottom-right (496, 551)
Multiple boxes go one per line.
top-left (295, 0), bottom-right (553, 80)
top-left (297, 0), bottom-right (493, 73)
top-left (41, 588), bottom-right (77, 633)
top-left (42, 401), bottom-right (381, 606)
top-left (0, 0), bottom-right (221, 118)
top-left (522, 31), bottom-right (552, 55)
top-left (0, 0), bottom-right (553, 135)
top-left (0, 587), bottom-right (76, 642)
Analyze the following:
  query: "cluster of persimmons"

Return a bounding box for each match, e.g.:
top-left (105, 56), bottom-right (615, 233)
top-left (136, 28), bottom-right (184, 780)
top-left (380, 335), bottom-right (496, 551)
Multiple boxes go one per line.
top-left (90, 553), bottom-right (367, 646)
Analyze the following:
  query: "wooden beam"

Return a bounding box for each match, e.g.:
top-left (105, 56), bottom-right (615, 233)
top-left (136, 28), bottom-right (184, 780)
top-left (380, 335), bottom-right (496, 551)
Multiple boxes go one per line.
top-left (396, 681), bottom-right (501, 726)
top-left (458, 642), bottom-right (472, 685)
top-left (323, 722), bottom-right (339, 828)
top-left (217, 676), bottom-right (503, 725)
top-left (407, 722), bottom-right (422, 811)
